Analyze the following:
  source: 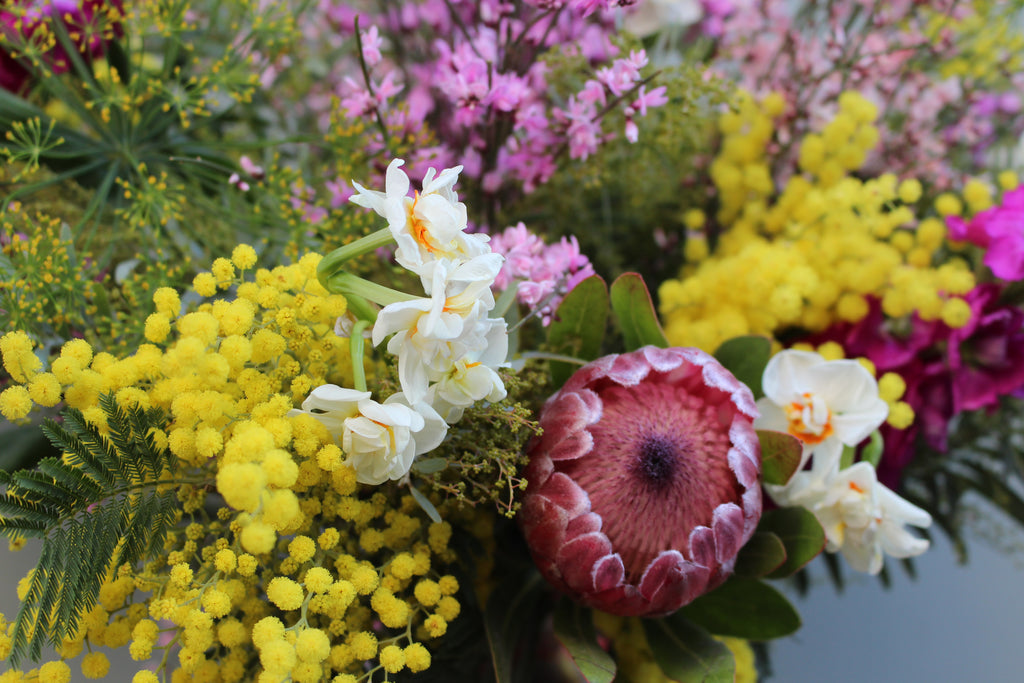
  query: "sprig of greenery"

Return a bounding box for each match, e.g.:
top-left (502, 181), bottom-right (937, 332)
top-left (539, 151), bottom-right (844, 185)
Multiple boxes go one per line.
top-left (0, 393), bottom-right (182, 665)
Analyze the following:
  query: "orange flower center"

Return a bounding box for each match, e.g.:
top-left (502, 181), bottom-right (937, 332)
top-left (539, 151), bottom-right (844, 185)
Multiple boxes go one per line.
top-left (408, 192), bottom-right (442, 255)
top-left (784, 392), bottom-right (833, 445)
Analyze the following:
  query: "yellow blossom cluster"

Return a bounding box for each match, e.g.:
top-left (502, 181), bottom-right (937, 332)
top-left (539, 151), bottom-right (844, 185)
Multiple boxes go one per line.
top-left (0, 246), bottom-right (462, 681)
top-left (659, 90), bottom-right (975, 354)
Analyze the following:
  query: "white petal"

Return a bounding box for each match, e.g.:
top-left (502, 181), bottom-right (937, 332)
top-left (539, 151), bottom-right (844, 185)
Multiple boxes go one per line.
top-left (762, 350), bottom-right (825, 403)
top-left (813, 361), bottom-right (877, 409)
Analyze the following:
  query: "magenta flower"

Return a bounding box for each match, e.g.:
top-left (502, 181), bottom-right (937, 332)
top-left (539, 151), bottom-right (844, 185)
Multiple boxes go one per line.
top-left (520, 346), bottom-right (761, 617)
top-left (947, 187), bottom-right (1024, 280)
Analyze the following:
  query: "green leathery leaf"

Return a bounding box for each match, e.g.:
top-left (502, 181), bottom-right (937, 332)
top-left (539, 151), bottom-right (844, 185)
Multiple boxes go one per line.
top-left (609, 272), bottom-right (669, 351)
top-left (713, 336), bottom-right (771, 399)
top-left (761, 507), bottom-right (827, 578)
top-left (643, 612), bottom-right (734, 683)
top-left (757, 429), bottom-right (803, 486)
top-left (552, 599), bottom-right (616, 683)
top-left (733, 531), bottom-right (787, 578)
top-left (546, 275), bottom-right (608, 387)
top-left (680, 578), bottom-right (801, 640)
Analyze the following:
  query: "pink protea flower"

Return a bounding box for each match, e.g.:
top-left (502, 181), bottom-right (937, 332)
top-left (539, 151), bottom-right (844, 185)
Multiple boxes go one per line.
top-left (519, 346), bottom-right (761, 617)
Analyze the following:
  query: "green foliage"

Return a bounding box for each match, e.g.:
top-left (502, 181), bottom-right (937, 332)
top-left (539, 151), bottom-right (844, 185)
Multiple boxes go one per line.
top-left (714, 336), bottom-right (771, 400)
top-left (734, 531), bottom-right (788, 578)
top-left (609, 273), bottom-right (669, 351)
top-left (757, 429), bottom-right (803, 487)
top-left (759, 507), bottom-right (827, 579)
top-left (0, 0), bottom-right (380, 282)
top-left (552, 599), bottom-right (616, 683)
top-left (546, 275), bottom-right (609, 386)
top-left (642, 612), bottom-right (735, 683)
top-left (0, 394), bottom-right (180, 665)
top-left (679, 579), bottom-right (801, 640)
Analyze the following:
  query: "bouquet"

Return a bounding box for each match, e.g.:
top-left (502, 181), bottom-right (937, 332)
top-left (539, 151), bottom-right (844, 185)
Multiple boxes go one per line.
top-left (2, 1), bottom-right (1024, 681)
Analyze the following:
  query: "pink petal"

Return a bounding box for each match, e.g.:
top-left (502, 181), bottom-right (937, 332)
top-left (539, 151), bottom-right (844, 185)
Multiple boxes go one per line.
top-left (591, 554), bottom-right (625, 592)
top-left (712, 503), bottom-right (746, 564)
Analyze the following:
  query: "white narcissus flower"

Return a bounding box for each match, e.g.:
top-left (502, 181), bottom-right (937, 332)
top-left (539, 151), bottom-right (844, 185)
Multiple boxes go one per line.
top-left (349, 158), bottom-right (490, 280)
top-left (289, 385), bottom-right (447, 485)
top-left (807, 462), bottom-right (932, 575)
top-left (755, 349), bottom-right (889, 476)
top-left (425, 330), bottom-right (509, 423)
top-left (373, 255), bottom-right (506, 403)
top-left (289, 385), bottom-right (371, 439)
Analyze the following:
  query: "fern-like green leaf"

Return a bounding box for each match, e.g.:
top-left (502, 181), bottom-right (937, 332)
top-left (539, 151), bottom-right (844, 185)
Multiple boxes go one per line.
top-left (0, 394), bottom-right (181, 666)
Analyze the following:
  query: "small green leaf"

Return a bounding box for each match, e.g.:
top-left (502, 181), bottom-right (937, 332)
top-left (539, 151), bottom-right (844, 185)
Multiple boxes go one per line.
top-left (860, 430), bottom-right (884, 468)
top-left (734, 531), bottom-right (787, 578)
top-left (713, 336), bottom-right (771, 399)
top-left (643, 612), bottom-right (734, 683)
top-left (761, 507), bottom-right (827, 578)
top-left (680, 579), bottom-right (801, 640)
top-left (411, 457), bottom-right (448, 474)
top-left (609, 272), bottom-right (669, 351)
top-left (408, 485), bottom-right (441, 524)
top-left (757, 430), bottom-right (803, 486)
top-left (547, 275), bottom-right (609, 387)
top-left (552, 599), bottom-right (616, 683)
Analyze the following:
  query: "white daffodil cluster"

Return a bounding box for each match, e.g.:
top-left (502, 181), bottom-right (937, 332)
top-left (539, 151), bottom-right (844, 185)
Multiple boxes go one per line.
top-left (755, 350), bottom-right (932, 575)
top-left (293, 159), bottom-right (508, 485)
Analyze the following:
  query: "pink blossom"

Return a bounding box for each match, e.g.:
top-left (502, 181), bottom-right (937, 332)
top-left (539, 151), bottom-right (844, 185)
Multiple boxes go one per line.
top-left (360, 25), bottom-right (383, 66)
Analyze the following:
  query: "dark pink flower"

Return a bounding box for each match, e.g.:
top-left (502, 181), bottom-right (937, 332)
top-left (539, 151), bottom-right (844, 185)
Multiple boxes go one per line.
top-left (520, 346), bottom-right (761, 617)
top-left (946, 187), bottom-right (1024, 280)
top-left (808, 287), bottom-right (1024, 487)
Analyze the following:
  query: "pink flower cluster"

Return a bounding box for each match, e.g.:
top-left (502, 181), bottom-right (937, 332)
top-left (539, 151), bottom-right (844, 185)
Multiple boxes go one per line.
top-left (304, 1), bottom-right (666, 200)
top-left (1, 0), bottom-right (121, 93)
top-left (488, 222), bottom-right (595, 325)
top-left (811, 286), bottom-right (1024, 487)
top-left (947, 187), bottom-right (1024, 281)
top-left (713, 0), bottom-right (1024, 186)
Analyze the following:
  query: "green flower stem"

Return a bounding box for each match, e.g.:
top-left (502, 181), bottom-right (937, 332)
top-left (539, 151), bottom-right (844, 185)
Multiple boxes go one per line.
top-left (316, 228), bottom-right (396, 289)
top-left (350, 320), bottom-right (371, 393)
top-left (327, 271), bottom-right (418, 307)
top-left (345, 294), bottom-right (380, 325)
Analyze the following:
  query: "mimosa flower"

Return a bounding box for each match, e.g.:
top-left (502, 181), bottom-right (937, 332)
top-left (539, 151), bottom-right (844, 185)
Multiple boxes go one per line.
top-left (290, 385), bottom-right (447, 485)
top-left (519, 346), bottom-right (761, 617)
